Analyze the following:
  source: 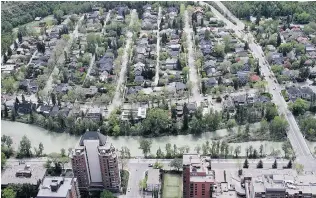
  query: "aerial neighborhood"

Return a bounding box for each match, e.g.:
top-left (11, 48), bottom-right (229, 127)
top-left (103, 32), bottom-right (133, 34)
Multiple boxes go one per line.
top-left (1, 1), bottom-right (316, 198)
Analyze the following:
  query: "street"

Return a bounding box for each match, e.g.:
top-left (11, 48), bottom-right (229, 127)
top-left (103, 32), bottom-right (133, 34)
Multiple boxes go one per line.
top-left (154, 7), bottom-right (161, 86)
top-left (184, 10), bottom-right (203, 106)
top-left (201, 1), bottom-right (316, 171)
top-left (107, 10), bottom-right (136, 116)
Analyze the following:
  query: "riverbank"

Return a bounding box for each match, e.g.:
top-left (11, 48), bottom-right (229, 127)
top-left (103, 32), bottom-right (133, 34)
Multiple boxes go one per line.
top-left (4, 120), bottom-right (314, 157)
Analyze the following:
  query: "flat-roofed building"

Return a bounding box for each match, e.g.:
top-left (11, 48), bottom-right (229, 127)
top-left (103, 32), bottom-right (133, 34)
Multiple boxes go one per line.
top-left (1, 160), bottom-right (47, 187)
top-left (147, 169), bottom-right (160, 192)
top-left (36, 176), bottom-right (80, 198)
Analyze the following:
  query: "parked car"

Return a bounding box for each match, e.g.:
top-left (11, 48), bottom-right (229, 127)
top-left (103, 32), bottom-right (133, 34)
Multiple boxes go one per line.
top-left (148, 164), bottom-right (153, 167)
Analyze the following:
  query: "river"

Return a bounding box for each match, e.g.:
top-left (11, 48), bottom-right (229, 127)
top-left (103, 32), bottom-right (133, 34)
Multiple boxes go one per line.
top-left (2, 120), bottom-right (315, 157)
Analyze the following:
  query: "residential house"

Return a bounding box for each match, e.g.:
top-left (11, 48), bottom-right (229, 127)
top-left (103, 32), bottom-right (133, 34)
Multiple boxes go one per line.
top-left (98, 54), bottom-right (114, 74)
top-left (306, 44), bottom-right (316, 53)
top-left (205, 77), bottom-right (218, 87)
top-left (17, 102), bottom-right (36, 115)
top-left (86, 107), bottom-right (102, 121)
top-left (223, 97), bottom-right (236, 116)
top-left (282, 69), bottom-right (299, 80)
top-left (134, 76), bottom-right (145, 85)
top-left (237, 71), bottom-right (249, 85)
top-left (271, 53), bottom-right (284, 65)
top-left (286, 86), bottom-right (315, 101)
top-left (37, 105), bottom-right (53, 116)
top-left (54, 83), bottom-right (71, 94)
top-left (176, 104), bottom-right (183, 117)
top-left (165, 58), bottom-right (177, 70)
top-left (300, 87), bottom-right (315, 101)
top-left (126, 86), bottom-right (143, 95)
top-left (85, 86), bottom-right (98, 98)
top-left (233, 94), bottom-right (247, 106)
top-left (187, 102), bottom-right (197, 114)
top-left (50, 105), bottom-right (60, 117)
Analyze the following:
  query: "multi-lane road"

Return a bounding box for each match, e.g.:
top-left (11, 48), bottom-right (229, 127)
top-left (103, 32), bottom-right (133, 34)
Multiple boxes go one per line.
top-left (201, 1), bottom-right (316, 171)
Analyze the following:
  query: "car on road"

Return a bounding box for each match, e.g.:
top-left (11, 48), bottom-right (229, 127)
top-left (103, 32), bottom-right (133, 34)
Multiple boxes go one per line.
top-left (148, 164), bottom-right (153, 167)
top-left (127, 188), bottom-right (131, 192)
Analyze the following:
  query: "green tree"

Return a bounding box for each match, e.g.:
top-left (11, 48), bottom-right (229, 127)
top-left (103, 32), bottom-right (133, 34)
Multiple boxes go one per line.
top-left (269, 116), bottom-right (289, 140)
top-left (214, 44), bottom-right (225, 58)
top-left (142, 108), bottom-right (171, 136)
top-left (170, 158), bottom-right (183, 171)
top-left (1, 152), bottom-right (7, 169)
top-left (2, 77), bottom-right (17, 94)
top-left (295, 163), bottom-right (304, 174)
top-left (156, 147), bottom-right (164, 158)
top-left (265, 103), bottom-right (278, 121)
top-left (100, 190), bottom-right (115, 198)
top-left (54, 9), bottom-right (64, 24)
top-left (288, 98), bottom-right (308, 116)
top-left (2, 187), bottom-right (16, 198)
top-left (234, 146), bottom-right (241, 158)
top-left (139, 139), bottom-right (152, 158)
top-left (17, 135), bottom-right (32, 158)
top-left (60, 148), bottom-right (66, 157)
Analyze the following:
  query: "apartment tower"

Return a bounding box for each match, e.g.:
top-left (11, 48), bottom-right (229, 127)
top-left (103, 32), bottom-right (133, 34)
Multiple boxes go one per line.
top-left (70, 131), bottom-right (120, 192)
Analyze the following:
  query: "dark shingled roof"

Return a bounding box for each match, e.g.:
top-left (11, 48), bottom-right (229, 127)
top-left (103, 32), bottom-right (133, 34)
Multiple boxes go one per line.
top-left (79, 131), bottom-right (107, 146)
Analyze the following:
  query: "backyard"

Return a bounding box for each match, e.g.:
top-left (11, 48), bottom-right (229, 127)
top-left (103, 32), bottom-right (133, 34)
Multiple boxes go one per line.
top-left (162, 173), bottom-right (182, 198)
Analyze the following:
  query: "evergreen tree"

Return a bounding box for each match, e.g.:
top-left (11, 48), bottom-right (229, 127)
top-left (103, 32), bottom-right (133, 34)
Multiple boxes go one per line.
top-left (286, 160), bottom-right (292, 168)
top-left (3, 54), bottom-right (8, 63)
top-left (51, 93), bottom-right (56, 106)
top-left (22, 94), bottom-right (26, 103)
top-left (4, 104), bottom-right (9, 118)
top-left (272, 159), bottom-right (277, 169)
top-left (255, 14), bottom-right (260, 25)
top-left (243, 158), bottom-right (249, 168)
top-left (14, 41), bottom-right (18, 49)
top-left (277, 33), bottom-right (281, 47)
top-left (18, 32), bottom-right (23, 43)
top-left (257, 159), bottom-right (263, 168)
top-left (244, 41), bottom-right (249, 50)
top-left (201, 81), bottom-right (206, 95)
top-left (7, 48), bottom-right (12, 57)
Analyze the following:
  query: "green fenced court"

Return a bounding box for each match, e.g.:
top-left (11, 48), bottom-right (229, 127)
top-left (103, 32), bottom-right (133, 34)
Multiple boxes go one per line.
top-left (162, 173), bottom-right (182, 198)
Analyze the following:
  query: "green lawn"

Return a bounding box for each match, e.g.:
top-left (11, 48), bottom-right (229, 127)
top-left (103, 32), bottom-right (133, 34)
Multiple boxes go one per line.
top-left (12, 15), bottom-right (54, 35)
top-left (162, 173), bottom-right (182, 198)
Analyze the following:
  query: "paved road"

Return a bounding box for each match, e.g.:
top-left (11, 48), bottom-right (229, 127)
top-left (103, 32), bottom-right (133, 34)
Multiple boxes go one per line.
top-left (154, 7), bottom-right (161, 86)
top-left (107, 10), bottom-right (136, 115)
top-left (202, 1), bottom-right (316, 171)
top-left (184, 10), bottom-right (203, 106)
top-left (43, 15), bottom-right (84, 95)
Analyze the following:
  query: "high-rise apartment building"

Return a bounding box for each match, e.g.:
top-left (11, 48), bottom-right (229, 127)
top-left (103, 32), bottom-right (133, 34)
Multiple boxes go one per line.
top-left (70, 131), bottom-right (120, 192)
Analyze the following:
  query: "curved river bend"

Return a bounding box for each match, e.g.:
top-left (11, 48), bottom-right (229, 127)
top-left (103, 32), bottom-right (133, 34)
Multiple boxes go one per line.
top-left (2, 120), bottom-right (315, 156)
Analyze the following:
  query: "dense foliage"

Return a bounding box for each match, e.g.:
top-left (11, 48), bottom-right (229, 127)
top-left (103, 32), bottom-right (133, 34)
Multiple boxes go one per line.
top-left (222, 1), bottom-right (316, 23)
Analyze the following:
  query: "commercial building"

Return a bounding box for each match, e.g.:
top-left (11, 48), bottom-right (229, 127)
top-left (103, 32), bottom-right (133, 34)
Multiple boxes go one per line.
top-left (183, 154), bottom-right (215, 198)
top-left (1, 160), bottom-right (47, 187)
top-left (241, 169), bottom-right (316, 198)
top-left (70, 131), bottom-right (120, 192)
top-left (147, 169), bottom-right (161, 192)
top-left (36, 176), bottom-right (80, 198)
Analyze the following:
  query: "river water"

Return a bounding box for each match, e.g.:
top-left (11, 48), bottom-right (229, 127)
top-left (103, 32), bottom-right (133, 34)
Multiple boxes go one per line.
top-left (2, 120), bottom-right (315, 157)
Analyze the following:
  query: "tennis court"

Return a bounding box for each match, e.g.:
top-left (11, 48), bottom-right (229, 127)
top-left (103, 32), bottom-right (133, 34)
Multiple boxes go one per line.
top-left (162, 173), bottom-right (182, 198)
